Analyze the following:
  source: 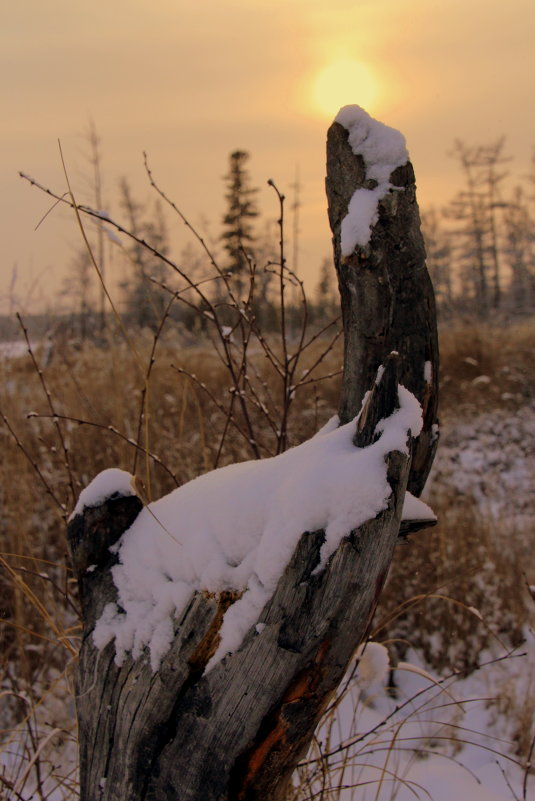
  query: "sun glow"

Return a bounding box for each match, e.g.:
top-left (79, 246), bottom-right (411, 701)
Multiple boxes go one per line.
top-left (309, 58), bottom-right (382, 118)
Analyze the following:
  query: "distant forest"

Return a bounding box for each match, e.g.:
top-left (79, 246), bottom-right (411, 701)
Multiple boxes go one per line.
top-left (421, 138), bottom-right (535, 319)
top-left (7, 133), bottom-right (535, 343)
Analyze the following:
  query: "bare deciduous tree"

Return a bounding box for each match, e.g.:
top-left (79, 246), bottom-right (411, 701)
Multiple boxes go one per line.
top-left (445, 138), bottom-right (510, 316)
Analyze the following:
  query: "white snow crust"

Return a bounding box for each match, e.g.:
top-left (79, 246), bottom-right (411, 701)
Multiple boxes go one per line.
top-left (326, 636), bottom-right (535, 801)
top-left (355, 641), bottom-right (390, 690)
top-left (402, 491), bottom-right (436, 522)
top-left (334, 105), bottom-right (409, 255)
top-left (70, 468), bottom-right (136, 520)
top-left (92, 387), bottom-right (422, 671)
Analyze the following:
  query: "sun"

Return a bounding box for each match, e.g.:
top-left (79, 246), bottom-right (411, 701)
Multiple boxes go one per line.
top-left (309, 58), bottom-right (382, 118)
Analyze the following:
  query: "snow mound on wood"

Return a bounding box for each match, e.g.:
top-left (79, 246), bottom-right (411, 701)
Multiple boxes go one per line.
top-left (334, 105), bottom-right (409, 255)
top-left (402, 491), bottom-right (436, 521)
top-left (91, 387), bottom-right (422, 671)
top-left (70, 468), bottom-right (136, 520)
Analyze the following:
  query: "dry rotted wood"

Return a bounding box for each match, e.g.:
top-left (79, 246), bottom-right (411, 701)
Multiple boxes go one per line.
top-left (326, 121), bottom-right (439, 496)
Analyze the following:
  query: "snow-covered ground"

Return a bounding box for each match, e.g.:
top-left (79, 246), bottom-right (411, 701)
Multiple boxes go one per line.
top-left (312, 403), bottom-right (535, 801)
top-left (301, 628), bottom-right (533, 801)
top-left (1, 404), bottom-right (533, 800)
top-left (429, 405), bottom-right (535, 541)
top-left (0, 339), bottom-right (28, 359)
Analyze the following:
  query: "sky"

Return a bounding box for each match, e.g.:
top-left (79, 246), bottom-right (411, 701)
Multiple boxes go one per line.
top-left (2, 0), bottom-right (535, 315)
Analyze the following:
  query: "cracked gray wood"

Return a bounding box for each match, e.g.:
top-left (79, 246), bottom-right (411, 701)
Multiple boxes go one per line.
top-left (326, 120), bottom-right (439, 496)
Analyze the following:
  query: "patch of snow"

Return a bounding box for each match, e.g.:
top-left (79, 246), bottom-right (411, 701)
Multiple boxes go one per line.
top-left (402, 492), bottom-right (436, 521)
top-left (320, 640), bottom-right (532, 801)
top-left (355, 641), bottom-right (390, 690)
top-left (312, 414), bottom-right (340, 438)
top-left (70, 468), bottom-right (137, 521)
top-left (93, 387), bottom-right (422, 671)
top-left (105, 227), bottom-right (122, 245)
top-left (429, 406), bottom-right (535, 528)
top-left (0, 340), bottom-right (28, 359)
top-left (472, 374), bottom-right (491, 385)
top-left (334, 105), bottom-right (409, 255)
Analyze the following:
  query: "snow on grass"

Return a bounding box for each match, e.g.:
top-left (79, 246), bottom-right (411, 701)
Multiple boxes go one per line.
top-left (314, 639), bottom-right (533, 801)
top-left (354, 641), bottom-right (390, 690)
top-left (88, 386), bottom-right (422, 671)
top-left (334, 105), bottom-right (409, 255)
top-left (0, 339), bottom-right (28, 359)
top-left (430, 406), bottom-right (535, 527)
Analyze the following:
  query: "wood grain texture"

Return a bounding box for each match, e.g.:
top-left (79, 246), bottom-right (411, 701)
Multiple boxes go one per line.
top-left (326, 121), bottom-right (439, 496)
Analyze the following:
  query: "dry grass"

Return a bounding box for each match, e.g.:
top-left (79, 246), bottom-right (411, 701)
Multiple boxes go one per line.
top-left (439, 318), bottom-right (535, 418)
top-left (376, 498), bottom-right (529, 672)
top-left (0, 316), bottom-right (533, 797)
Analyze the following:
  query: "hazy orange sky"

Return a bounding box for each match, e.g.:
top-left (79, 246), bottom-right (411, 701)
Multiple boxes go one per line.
top-left (2, 0), bottom-right (534, 314)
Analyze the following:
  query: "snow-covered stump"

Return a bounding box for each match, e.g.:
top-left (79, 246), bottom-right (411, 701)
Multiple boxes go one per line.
top-left (326, 106), bottom-right (439, 496)
top-left (68, 357), bottom-right (418, 801)
top-left (67, 106), bottom-right (438, 801)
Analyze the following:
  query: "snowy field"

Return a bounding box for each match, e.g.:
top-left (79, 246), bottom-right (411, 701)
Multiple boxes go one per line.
top-left (2, 404), bottom-right (533, 800)
top-left (303, 635), bottom-right (534, 801)
top-left (0, 324), bottom-right (533, 800)
top-left (0, 340), bottom-right (28, 360)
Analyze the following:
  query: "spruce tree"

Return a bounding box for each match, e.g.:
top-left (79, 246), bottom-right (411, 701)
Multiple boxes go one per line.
top-left (221, 150), bottom-right (258, 299)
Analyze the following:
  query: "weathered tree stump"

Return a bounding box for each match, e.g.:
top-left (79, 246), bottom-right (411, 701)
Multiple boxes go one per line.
top-left (67, 108), bottom-right (439, 801)
top-left (326, 116), bottom-right (439, 496)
